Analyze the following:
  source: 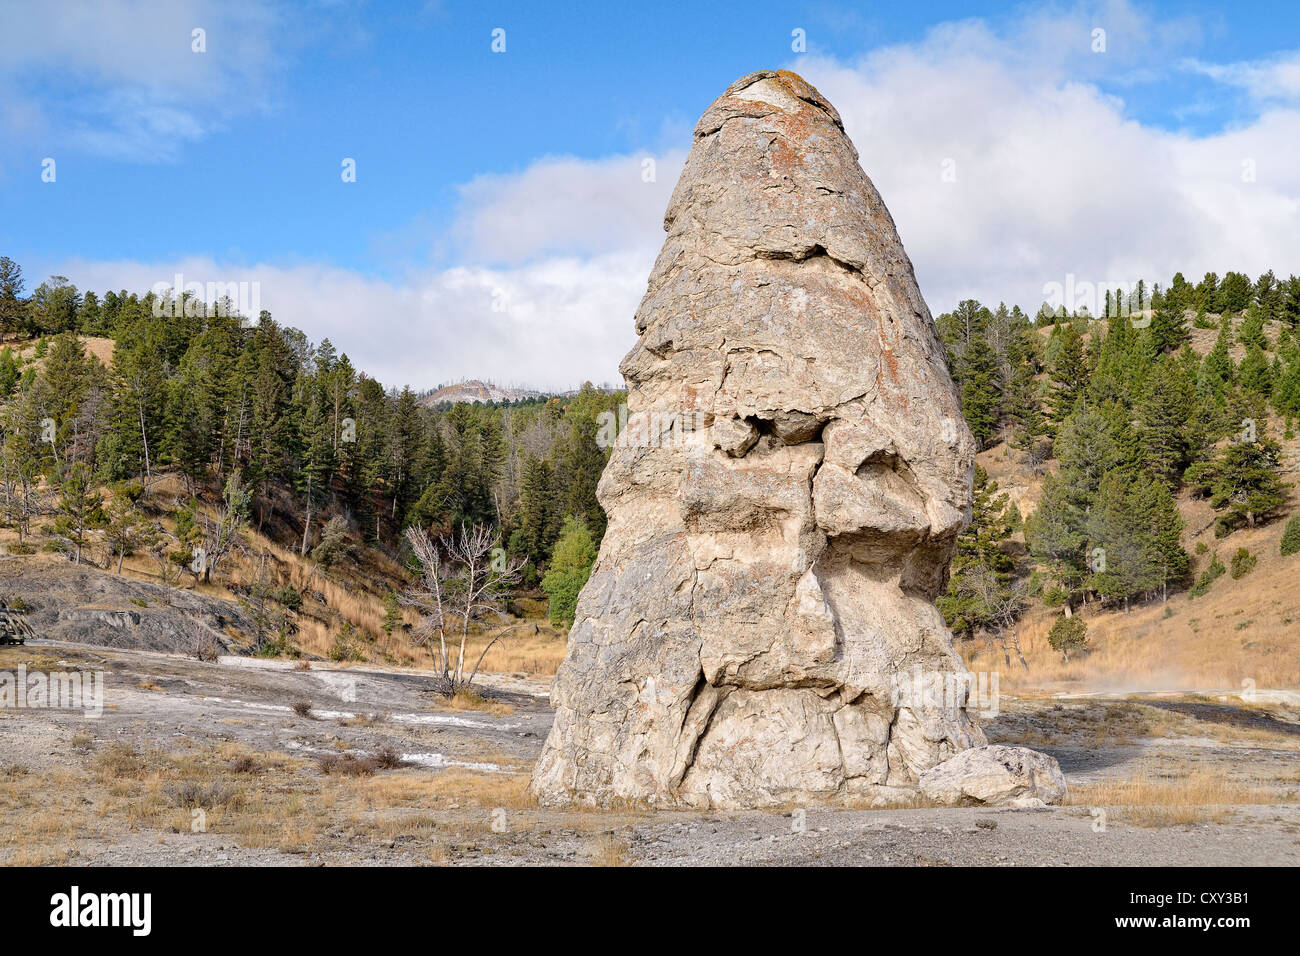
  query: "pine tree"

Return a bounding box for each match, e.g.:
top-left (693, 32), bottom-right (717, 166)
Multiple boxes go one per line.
top-left (516, 455), bottom-right (559, 567)
top-left (1045, 324), bottom-right (1087, 427)
top-left (1282, 275), bottom-right (1300, 328)
top-left (938, 300), bottom-right (1003, 445)
top-left (28, 276), bottom-right (80, 335)
top-left (1201, 319), bottom-right (1236, 402)
top-left (0, 390), bottom-right (47, 544)
top-left (958, 330), bottom-right (1003, 446)
top-left (1238, 305), bottom-right (1269, 351)
top-left (554, 411), bottom-right (609, 540)
top-left (939, 466), bottom-right (1019, 638)
top-left (1238, 344), bottom-right (1274, 397)
top-left (1166, 272), bottom-right (1192, 312)
top-left (50, 462), bottom-right (103, 565)
top-left (0, 257), bottom-right (26, 333)
top-left (1136, 355), bottom-right (1195, 485)
top-left (385, 387), bottom-right (424, 523)
top-left (100, 322), bottom-right (167, 486)
top-left (77, 291), bottom-right (102, 335)
top-left (248, 349), bottom-right (291, 491)
top-left (103, 484), bottom-right (160, 573)
top-left (1217, 271), bottom-right (1253, 314)
top-left (380, 591), bottom-right (403, 651)
top-left (1026, 472), bottom-right (1088, 607)
top-left (1195, 271), bottom-right (1220, 311)
top-left (1055, 400), bottom-right (1124, 502)
top-left (1149, 298), bottom-right (1188, 354)
top-left (297, 391), bottom-right (333, 555)
top-left (1136, 479), bottom-right (1190, 601)
top-left (1186, 427), bottom-right (1290, 535)
top-left (32, 332), bottom-right (105, 471)
top-left (1047, 616), bottom-right (1088, 662)
top-left (351, 375), bottom-right (390, 539)
top-left (1281, 515), bottom-right (1300, 557)
top-left (1086, 471), bottom-right (1146, 609)
top-left (1275, 347), bottom-right (1300, 417)
top-left (1089, 311), bottom-right (1148, 404)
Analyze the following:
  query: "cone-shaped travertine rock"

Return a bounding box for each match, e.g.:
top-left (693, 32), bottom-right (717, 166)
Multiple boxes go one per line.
top-left (530, 70), bottom-right (992, 808)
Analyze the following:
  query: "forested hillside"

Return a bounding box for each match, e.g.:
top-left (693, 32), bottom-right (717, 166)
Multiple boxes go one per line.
top-left (0, 256), bottom-right (622, 659)
top-left (3, 253), bottom-right (1298, 681)
top-left (935, 270), bottom-right (1300, 683)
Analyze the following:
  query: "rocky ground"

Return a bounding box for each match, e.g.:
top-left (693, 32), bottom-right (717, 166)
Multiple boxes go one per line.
top-left (1, 639), bottom-right (1297, 866)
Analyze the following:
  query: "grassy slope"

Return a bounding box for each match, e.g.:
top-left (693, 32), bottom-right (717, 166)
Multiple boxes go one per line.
top-left (10, 328), bottom-right (1297, 690)
top-left (4, 336), bottom-right (568, 675)
top-left (963, 313), bottom-right (1300, 693)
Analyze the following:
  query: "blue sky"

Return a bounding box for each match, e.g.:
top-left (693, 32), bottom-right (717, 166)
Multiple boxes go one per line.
top-left (1, 0), bottom-right (1298, 389)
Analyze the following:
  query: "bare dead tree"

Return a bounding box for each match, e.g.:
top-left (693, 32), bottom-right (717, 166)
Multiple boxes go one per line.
top-left (1026, 437), bottom-right (1053, 476)
top-left (403, 522), bottom-right (523, 692)
top-left (968, 568), bottom-right (1031, 671)
top-left (448, 523), bottom-right (525, 688)
top-left (402, 525), bottom-right (452, 686)
top-left (147, 521), bottom-right (179, 586)
top-left (198, 472), bottom-right (251, 583)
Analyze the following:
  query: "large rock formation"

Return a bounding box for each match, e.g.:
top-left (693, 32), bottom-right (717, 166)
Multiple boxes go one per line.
top-left (531, 70), bottom-right (1029, 808)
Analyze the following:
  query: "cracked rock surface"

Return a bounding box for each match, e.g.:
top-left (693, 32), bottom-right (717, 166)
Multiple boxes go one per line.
top-left (531, 70), bottom-right (1000, 809)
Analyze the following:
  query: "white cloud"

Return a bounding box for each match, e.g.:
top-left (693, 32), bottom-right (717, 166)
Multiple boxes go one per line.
top-left (49, 144), bottom-right (688, 392)
top-left (0, 0), bottom-right (282, 160)
top-left (1187, 53), bottom-right (1300, 103)
top-left (790, 3), bottom-right (1300, 314)
top-left (451, 151), bottom-right (686, 264)
top-left (42, 1), bottom-right (1300, 390)
top-left (56, 251), bottom-right (647, 393)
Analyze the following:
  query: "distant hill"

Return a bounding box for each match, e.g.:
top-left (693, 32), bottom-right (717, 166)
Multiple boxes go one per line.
top-left (419, 380), bottom-right (546, 406)
top-left (418, 379), bottom-right (623, 406)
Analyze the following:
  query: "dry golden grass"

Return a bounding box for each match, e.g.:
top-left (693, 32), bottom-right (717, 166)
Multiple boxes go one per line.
top-left (436, 686), bottom-right (515, 717)
top-left (12, 335), bottom-right (116, 368)
top-left (0, 463), bottom-right (571, 680)
top-left (963, 473), bottom-right (1300, 694)
top-left (0, 648), bottom-right (65, 671)
top-left (464, 626), bottom-right (568, 677)
top-left (0, 740), bottom-right (335, 863)
top-left (1067, 760), bottom-right (1277, 826)
top-left (590, 832), bottom-right (631, 866)
top-left (348, 769), bottom-right (534, 810)
top-left (964, 320), bottom-right (1300, 696)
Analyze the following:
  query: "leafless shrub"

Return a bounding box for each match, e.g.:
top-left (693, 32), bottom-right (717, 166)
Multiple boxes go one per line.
top-left (94, 742), bottom-right (146, 779)
top-left (372, 747), bottom-right (408, 770)
top-left (228, 755), bottom-right (259, 774)
top-left (402, 522), bottom-right (523, 693)
top-left (318, 747), bottom-right (407, 776)
top-left (193, 632), bottom-right (220, 663)
top-left (164, 781), bottom-right (244, 810)
top-left (317, 752), bottom-right (377, 776)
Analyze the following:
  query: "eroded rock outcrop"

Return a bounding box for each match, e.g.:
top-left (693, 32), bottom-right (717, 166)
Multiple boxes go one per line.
top-left (531, 70), bottom-right (1023, 808)
top-left (2, 559), bottom-right (254, 655)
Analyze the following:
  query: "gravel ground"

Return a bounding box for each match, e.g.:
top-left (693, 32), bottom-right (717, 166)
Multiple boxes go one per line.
top-left (2, 640), bottom-right (1297, 866)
